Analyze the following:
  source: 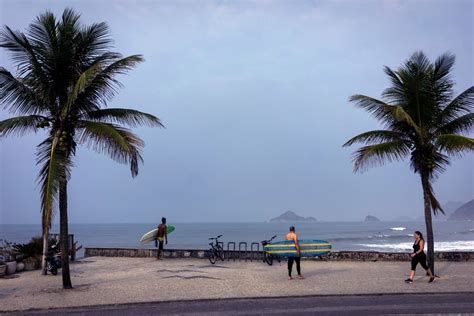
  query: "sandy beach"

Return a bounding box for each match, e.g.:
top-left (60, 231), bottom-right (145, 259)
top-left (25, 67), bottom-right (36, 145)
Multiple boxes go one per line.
top-left (1, 257), bottom-right (473, 312)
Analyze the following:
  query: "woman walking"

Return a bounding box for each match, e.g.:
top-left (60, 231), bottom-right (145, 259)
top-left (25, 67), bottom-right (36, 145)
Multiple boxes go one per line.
top-left (405, 231), bottom-right (435, 283)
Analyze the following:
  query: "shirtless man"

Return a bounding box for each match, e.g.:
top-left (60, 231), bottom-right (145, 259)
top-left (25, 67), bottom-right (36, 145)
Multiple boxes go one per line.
top-left (156, 217), bottom-right (168, 259)
top-left (286, 226), bottom-right (304, 280)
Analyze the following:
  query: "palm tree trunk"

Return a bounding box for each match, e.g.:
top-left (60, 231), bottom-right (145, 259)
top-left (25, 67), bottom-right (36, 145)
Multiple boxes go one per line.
top-left (59, 179), bottom-right (72, 289)
top-left (41, 229), bottom-right (49, 275)
top-left (420, 172), bottom-right (435, 274)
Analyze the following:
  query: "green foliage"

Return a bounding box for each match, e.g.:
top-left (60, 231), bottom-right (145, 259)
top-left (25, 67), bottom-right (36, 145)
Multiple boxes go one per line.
top-left (0, 8), bottom-right (163, 232)
top-left (0, 9), bottom-right (163, 287)
top-left (344, 51), bottom-right (474, 215)
top-left (0, 239), bottom-right (16, 261)
top-left (12, 236), bottom-right (58, 260)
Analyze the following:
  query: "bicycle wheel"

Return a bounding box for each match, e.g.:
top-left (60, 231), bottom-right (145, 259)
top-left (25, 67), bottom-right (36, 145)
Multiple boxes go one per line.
top-left (264, 253), bottom-right (273, 266)
top-left (46, 261), bottom-right (52, 274)
top-left (217, 245), bottom-right (225, 261)
top-left (208, 249), bottom-right (217, 264)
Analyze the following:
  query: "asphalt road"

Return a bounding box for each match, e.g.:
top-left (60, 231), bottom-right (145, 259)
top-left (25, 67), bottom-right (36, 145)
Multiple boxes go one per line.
top-left (5, 292), bottom-right (474, 315)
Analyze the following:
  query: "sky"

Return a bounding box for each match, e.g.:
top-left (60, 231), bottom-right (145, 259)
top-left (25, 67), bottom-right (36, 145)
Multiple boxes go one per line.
top-left (0, 0), bottom-right (473, 224)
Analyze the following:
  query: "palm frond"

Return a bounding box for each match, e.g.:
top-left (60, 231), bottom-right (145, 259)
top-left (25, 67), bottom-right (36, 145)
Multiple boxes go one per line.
top-left (36, 135), bottom-right (72, 231)
top-left (425, 180), bottom-right (445, 215)
top-left (76, 120), bottom-right (144, 177)
top-left (438, 86), bottom-right (474, 124)
top-left (432, 53), bottom-right (455, 82)
top-left (59, 8), bottom-right (81, 38)
top-left (1, 9), bottom-right (159, 233)
top-left (75, 22), bottom-right (111, 61)
top-left (343, 130), bottom-right (407, 147)
top-left (409, 149), bottom-right (450, 180)
top-left (391, 52), bottom-right (444, 127)
top-left (64, 61), bottom-right (102, 116)
top-left (349, 95), bottom-right (420, 132)
top-left (31, 11), bottom-right (57, 44)
top-left (432, 151), bottom-right (450, 178)
top-left (55, 9), bottom-right (80, 56)
top-left (0, 26), bottom-right (33, 74)
top-left (406, 51), bottom-right (433, 75)
top-left (0, 25), bottom-right (49, 83)
top-left (435, 134), bottom-right (474, 157)
top-left (82, 108), bottom-right (164, 128)
top-left (436, 113), bottom-right (474, 135)
top-left (351, 141), bottom-right (411, 172)
top-left (28, 10), bottom-right (58, 55)
top-left (74, 54), bottom-right (144, 114)
top-left (382, 66), bottom-right (407, 105)
top-left (0, 68), bottom-right (47, 115)
top-left (0, 115), bottom-right (45, 137)
top-left (430, 53), bottom-right (455, 109)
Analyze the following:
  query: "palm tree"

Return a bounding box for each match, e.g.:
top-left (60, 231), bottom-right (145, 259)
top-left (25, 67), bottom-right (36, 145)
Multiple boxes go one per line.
top-left (0, 9), bottom-right (163, 288)
top-left (344, 52), bottom-right (473, 273)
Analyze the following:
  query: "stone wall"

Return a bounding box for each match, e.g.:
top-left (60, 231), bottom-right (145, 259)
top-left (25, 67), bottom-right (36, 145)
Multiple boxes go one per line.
top-left (85, 248), bottom-right (208, 258)
top-left (84, 247), bottom-right (474, 261)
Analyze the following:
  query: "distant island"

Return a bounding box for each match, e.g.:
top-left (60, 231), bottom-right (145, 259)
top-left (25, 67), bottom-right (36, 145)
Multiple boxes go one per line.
top-left (442, 201), bottom-right (464, 216)
top-left (448, 199), bottom-right (474, 221)
top-left (364, 215), bottom-right (381, 222)
top-left (269, 211), bottom-right (317, 223)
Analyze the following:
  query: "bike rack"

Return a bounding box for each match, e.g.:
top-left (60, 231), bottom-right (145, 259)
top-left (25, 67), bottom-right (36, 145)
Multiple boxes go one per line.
top-left (250, 243), bottom-right (260, 262)
top-left (227, 242), bottom-right (236, 261)
top-left (238, 242), bottom-right (248, 262)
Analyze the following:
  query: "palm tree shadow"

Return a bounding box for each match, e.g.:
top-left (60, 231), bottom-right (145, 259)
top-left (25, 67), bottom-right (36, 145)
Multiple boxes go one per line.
top-left (157, 269), bottom-right (204, 273)
top-left (197, 265), bottom-right (230, 269)
top-left (431, 262), bottom-right (453, 277)
top-left (161, 275), bottom-right (222, 280)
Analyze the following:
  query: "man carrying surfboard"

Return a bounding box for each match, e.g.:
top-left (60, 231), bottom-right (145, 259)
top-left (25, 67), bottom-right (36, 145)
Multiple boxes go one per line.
top-left (286, 226), bottom-right (304, 280)
top-left (156, 217), bottom-right (168, 260)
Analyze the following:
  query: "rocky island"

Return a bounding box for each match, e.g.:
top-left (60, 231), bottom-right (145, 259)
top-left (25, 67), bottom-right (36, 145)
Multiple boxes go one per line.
top-left (269, 211), bottom-right (317, 223)
top-left (448, 199), bottom-right (474, 221)
top-left (364, 215), bottom-right (381, 222)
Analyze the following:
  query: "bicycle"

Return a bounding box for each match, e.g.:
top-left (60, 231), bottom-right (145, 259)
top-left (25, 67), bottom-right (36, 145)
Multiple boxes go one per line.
top-left (261, 235), bottom-right (280, 266)
top-left (208, 235), bottom-right (225, 264)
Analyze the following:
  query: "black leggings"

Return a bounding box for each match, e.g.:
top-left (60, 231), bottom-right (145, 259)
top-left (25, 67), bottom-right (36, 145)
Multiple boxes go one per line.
top-left (156, 240), bottom-right (164, 258)
top-left (288, 257), bottom-right (301, 277)
top-left (411, 253), bottom-right (429, 271)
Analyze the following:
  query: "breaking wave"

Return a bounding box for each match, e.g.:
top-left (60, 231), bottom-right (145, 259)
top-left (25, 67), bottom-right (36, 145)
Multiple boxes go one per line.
top-left (356, 241), bottom-right (474, 252)
top-left (329, 234), bottom-right (411, 242)
top-left (390, 227), bottom-right (406, 231)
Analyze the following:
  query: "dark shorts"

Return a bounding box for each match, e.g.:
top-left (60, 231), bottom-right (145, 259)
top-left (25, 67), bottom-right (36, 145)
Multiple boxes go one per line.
top-left (411, 253), bottom-right (428, 271)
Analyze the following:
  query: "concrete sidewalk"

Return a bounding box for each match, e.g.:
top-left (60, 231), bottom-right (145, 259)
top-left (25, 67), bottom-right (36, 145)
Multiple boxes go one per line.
top-left (1, 257), bottom-right (473, 312)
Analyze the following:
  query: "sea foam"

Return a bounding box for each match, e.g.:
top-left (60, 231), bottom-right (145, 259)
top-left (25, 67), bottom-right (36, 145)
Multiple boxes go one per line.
top-left (390, 227), bottom-right (406, 231)
top-left (356, 241), bottom-right (474, 252)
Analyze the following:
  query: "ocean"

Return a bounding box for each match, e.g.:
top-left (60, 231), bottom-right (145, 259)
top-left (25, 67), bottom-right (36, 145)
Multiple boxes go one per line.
top-left (1, 221), bottom-right (473, 258)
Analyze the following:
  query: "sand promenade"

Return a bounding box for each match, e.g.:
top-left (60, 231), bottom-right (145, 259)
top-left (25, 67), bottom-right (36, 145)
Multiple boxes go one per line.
top-left (1, 257), bottom-right (473, 312)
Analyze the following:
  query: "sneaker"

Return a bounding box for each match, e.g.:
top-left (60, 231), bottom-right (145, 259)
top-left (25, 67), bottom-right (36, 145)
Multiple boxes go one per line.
top-left (405, 278), bottom-right (413, 284)
top-left (429, 277), bottom-right (435, 283)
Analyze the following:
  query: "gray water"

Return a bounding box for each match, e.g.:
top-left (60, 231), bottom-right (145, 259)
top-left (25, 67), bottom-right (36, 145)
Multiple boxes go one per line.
top-left (1, 222), bottom-right (473, 258)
